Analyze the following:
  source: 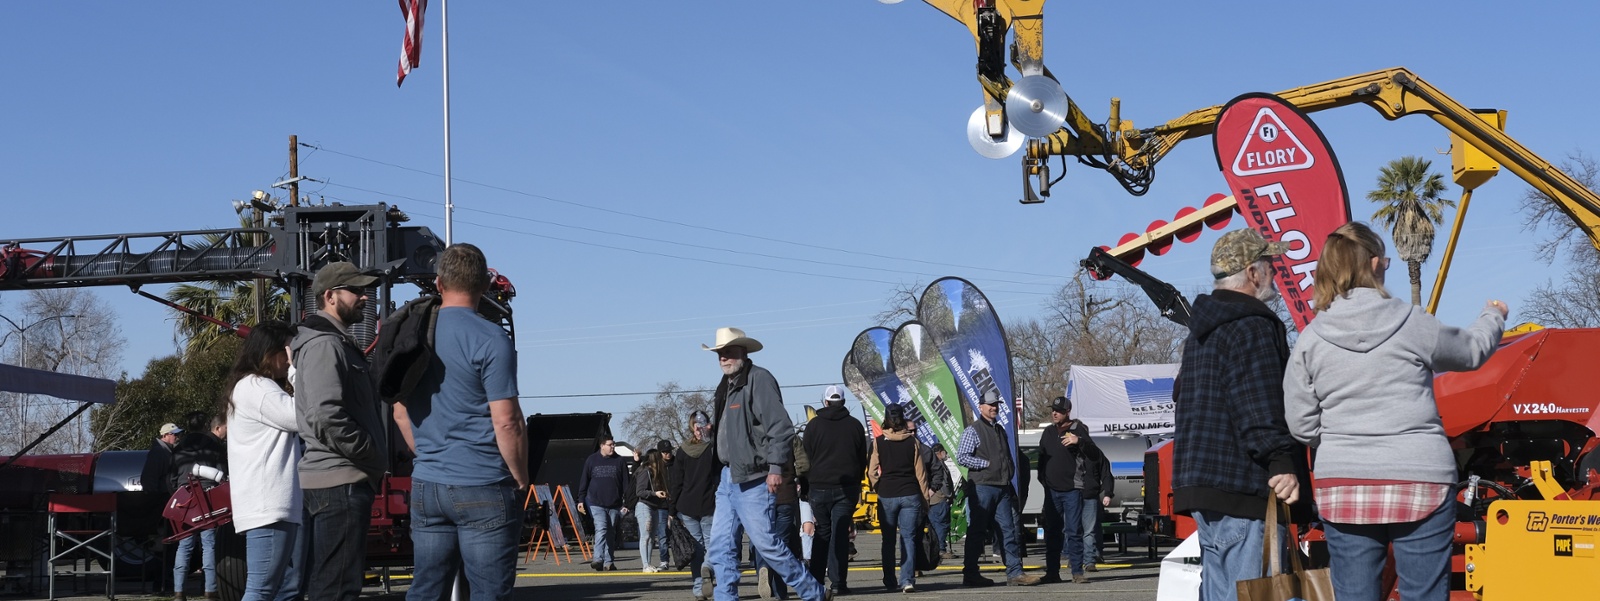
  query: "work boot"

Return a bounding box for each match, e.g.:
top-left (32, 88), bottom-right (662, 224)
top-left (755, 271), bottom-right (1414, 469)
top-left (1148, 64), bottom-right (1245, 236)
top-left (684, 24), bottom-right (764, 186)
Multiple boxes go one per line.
top-left (1072, 573), bottom-right (1089, 584)
top-left (1007, 574), bottom-right (1041, 586)
top-left (1084, 561), bottom-right (1098, 572)
top-left (961, 574), bottom-right (995, 588)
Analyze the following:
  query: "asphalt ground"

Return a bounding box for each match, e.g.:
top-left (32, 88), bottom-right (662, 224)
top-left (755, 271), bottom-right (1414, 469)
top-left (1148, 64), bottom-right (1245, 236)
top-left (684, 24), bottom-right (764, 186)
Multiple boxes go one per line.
top-left (32, 535), bottom-right (1177, 601)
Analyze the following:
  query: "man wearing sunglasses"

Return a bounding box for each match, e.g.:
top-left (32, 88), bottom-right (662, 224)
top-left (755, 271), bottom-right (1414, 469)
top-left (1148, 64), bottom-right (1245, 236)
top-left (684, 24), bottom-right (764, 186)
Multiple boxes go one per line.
top-left (291, 261), bottom-right (387, 601)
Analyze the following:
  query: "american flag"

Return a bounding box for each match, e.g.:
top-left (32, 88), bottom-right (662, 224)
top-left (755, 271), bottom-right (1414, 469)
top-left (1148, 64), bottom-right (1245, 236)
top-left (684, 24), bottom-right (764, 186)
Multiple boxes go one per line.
top-left (396, 0), bottom-right (428, 87)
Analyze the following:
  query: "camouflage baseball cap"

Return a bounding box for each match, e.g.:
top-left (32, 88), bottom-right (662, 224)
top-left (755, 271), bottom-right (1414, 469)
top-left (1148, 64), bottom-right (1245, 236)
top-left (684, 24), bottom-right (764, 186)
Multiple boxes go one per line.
top-left (1210, 229), bottom-right (1288, 278)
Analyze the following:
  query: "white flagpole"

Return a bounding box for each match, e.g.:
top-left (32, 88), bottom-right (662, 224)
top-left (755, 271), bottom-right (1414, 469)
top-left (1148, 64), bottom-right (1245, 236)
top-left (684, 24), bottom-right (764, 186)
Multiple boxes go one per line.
top-left (441, 0), bottom-right (454, 246)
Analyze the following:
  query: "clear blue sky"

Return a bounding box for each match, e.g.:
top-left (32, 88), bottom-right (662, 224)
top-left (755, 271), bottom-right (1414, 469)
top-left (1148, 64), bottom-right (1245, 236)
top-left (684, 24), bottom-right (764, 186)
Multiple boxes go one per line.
top-left (5, 2), bottom-right (1598, 442)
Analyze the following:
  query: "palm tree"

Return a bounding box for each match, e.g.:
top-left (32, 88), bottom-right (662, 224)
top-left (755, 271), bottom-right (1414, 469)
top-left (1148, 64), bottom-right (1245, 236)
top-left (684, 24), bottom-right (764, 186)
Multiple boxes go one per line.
top-left (1368, 156), bottom-right (1455, 305)
top-left (166, 214), bottom-right (290, 357)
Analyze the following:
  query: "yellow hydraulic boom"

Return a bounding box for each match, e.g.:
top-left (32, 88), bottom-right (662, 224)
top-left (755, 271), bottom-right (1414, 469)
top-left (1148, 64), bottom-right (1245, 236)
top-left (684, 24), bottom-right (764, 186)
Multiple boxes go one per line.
top-left (923, 1), bottom-right (1600, 253)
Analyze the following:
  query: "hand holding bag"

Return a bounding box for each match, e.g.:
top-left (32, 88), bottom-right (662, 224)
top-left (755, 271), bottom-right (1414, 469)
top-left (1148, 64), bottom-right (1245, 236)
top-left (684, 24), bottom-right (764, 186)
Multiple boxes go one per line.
top-left (1235, 497), bottom-right (1334, 601)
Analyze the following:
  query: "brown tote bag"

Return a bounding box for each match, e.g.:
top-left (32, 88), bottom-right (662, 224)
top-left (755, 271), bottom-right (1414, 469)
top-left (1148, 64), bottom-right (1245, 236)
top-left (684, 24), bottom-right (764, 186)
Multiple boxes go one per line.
top-left (1236, 498), bottom-right (1335, 601)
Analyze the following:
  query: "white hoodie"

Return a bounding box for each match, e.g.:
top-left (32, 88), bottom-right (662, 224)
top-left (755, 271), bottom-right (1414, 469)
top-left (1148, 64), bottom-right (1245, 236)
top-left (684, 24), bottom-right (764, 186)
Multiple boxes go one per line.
top-left (1283, 288), bottom-right (1503, 484)
top-left (228, 375), bottom-right (303, 531)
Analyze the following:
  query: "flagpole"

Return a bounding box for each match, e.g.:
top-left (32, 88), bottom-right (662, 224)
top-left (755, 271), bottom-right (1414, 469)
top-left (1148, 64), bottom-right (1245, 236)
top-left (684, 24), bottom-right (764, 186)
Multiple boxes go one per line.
top-left (441, 0), bottom-right (454, 246)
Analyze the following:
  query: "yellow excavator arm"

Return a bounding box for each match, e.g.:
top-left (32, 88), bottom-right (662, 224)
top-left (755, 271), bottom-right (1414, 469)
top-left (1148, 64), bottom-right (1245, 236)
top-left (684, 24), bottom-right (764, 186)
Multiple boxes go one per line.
top-left (924, 2), bottom-right (1600, 251)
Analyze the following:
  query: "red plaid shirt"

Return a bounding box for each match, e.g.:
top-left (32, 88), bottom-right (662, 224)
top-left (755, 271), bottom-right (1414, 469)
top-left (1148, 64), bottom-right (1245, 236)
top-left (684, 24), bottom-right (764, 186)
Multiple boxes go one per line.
top-left (1315, 479), bottom-right (1451, 524)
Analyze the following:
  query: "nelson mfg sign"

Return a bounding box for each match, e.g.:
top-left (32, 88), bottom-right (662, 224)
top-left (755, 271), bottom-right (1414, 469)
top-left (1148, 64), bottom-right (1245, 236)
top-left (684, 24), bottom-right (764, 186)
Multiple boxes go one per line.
top-left (1066, 363), bottom-right (1179, 436)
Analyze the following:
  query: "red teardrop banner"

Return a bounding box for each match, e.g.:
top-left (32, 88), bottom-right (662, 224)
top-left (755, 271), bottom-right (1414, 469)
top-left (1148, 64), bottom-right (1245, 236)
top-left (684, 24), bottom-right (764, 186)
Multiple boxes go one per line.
top-left (1212, 93), bottom-right (1351, 330)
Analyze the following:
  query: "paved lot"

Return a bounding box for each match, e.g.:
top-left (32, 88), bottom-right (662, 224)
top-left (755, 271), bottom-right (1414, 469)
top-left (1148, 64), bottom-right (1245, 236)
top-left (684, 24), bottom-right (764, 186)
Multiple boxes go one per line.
top-left (34, 536), bottom-right (1175, 601)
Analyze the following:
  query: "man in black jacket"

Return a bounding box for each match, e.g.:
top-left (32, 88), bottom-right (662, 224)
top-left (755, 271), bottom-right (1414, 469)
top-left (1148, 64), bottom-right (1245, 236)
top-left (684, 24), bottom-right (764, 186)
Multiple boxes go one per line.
top-left (1076, 432), bottom-right (1114, 573)
top-left (1037, 396), bottom-right (1095, 584)
top-left (801, 386), bottom-right (867, 595)
top-left (671, 411), bottom-right (719, 601)
top-left (141, 423), bottom-right (182, 593)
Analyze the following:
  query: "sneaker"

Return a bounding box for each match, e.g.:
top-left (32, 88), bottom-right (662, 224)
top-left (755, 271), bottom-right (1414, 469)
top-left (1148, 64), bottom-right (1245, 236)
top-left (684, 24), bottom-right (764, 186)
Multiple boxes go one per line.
top-left (605, 564), bottom-right (618, 571)
top-left (1006, 574), bottom-right (1041, 586)
top-left (1084, 562), bottom-right (1099, 573)
top-left (1038, 573), bottom-right (1063, 584)
top-left (1072, 573), bottom-right (1089, 584)
top-left (757, 567), bottom-right (772, 599)
top-left (659, 561), bottom-right (670, 570)
top-left (939, 551), bottom-right (955, 560)
top-left (643, 565), bottom-right (660, 573)
top-left (961, 575), bottom-right (996, 588)
top-left (901, 584), bottom-right (915, 594)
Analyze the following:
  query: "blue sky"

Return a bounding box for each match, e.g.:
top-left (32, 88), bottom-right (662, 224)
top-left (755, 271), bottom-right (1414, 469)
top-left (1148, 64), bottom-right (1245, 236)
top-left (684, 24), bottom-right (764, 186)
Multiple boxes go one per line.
top-left (5, 2), bottom-right (1598, 442)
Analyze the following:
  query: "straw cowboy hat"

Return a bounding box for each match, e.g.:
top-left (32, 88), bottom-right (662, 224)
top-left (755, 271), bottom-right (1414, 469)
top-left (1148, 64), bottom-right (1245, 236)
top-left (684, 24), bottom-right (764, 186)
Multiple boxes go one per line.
top-left (701, 327), bottom-right (764, 353)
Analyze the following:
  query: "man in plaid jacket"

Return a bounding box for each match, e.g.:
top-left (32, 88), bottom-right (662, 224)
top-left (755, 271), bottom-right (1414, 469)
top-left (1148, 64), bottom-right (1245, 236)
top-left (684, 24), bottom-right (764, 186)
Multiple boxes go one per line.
top-left (1173, 229), bottom-right (1308, 601)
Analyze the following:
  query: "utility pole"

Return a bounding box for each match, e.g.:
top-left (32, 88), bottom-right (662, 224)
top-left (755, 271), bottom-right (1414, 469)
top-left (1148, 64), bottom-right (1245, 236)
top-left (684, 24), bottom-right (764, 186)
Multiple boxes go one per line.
top-left (289, 135), bottom-right (300, 207)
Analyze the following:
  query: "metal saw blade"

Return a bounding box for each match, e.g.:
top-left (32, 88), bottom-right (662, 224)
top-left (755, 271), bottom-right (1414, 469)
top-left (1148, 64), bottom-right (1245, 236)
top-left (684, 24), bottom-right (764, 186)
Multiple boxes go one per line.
top-left (967, 106), bottom-right (1024, 159)
top-left (1004, 75), bottom-right (1068, 137)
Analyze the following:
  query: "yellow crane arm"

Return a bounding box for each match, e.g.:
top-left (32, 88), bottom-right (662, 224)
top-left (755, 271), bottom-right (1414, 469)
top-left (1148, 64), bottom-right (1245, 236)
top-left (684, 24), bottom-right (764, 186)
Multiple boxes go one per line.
top-left (1029, 67), bottom-right (1600, 250)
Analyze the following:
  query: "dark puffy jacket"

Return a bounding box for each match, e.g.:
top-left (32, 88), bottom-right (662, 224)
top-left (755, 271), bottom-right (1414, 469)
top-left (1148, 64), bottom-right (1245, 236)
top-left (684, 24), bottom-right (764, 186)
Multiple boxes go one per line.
top-left (170, 432), bottom-right (227, 489)
top-left (803, 405), bottom-right (867, 489)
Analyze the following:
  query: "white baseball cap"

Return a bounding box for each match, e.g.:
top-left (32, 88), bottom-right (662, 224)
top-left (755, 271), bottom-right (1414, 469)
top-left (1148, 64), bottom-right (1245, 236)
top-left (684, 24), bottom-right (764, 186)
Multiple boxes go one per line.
top-left (823, 385), bottom-right (844, 403)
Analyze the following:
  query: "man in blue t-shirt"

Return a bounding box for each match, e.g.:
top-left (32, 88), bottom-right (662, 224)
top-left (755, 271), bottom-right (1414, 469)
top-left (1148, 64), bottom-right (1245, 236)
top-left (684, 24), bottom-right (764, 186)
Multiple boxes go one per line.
top-left (394, 243), bottom-right (527, 601)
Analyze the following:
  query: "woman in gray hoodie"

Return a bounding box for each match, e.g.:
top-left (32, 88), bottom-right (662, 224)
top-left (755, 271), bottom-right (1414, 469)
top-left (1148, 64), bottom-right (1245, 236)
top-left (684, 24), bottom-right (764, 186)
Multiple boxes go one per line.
top-left (1283, 222), bottom-right (1506, 601)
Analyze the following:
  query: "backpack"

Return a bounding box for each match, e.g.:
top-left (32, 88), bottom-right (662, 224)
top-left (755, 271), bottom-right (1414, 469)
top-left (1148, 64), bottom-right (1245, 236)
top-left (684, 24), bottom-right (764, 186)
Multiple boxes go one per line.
top-left (372, 295), bottom-right (439, 402)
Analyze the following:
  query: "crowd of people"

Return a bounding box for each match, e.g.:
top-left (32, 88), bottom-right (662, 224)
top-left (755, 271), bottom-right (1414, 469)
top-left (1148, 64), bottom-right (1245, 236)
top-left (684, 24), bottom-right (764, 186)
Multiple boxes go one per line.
top-left (138, 222), bottom-right (1500, 601)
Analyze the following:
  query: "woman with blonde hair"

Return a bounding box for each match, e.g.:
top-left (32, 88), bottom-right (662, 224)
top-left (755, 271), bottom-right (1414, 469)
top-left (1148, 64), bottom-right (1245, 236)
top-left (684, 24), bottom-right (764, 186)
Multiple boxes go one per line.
top-left (1283, 222), bottom-right (1507, 601)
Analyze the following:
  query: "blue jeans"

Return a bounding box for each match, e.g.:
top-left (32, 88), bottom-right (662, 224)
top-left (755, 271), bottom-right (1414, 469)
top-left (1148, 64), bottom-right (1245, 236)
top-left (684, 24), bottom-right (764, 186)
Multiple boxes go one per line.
top-left (878, 495), bottom-right (923, 588)
top-left (655, 508), bottom-right (672, 564)
top-left (1323, 496), bottom-right (1454, 601)
top-left (636, 502), bottom-right (662, 570)
top-left (408, 479), bottom-right (521, 601)
top-left (1192, 510), bottom-right (1286, 601)
top-left (241, 521), bottom-right (301, 601)
top-left (708, 467), bottom-right (824, 601)
top-left (964, 484), bottom-right (1024, 579)
top-left (928, 500), bottom-right (952, 553)
top-left (806, 487), bottom-right (857, 590)
top-left (1042, 488), bottom-right (1084, 577)
top-left (678, 514), bottom-right (714, 597)
top-left (1080, 497), bottom-right (1102, 565)
top-left (173, 528), bottom-right (216, 594)
top-left (589, 505), bottom-right (622, 566)
top-left (303, 482), bottom-right (375, 601)
top-left (754, 500), bottom-right (802, 599)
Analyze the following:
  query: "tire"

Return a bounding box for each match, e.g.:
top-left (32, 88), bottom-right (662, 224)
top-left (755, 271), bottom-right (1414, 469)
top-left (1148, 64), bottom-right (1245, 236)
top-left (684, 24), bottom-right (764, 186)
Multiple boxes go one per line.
top-left (215, 524), bottom-right (247, 601)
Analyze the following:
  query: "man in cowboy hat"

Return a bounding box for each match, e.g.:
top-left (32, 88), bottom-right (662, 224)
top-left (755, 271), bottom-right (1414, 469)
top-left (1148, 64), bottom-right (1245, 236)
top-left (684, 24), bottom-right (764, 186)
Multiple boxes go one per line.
top-left (701, 328), bottom-right (826, 601)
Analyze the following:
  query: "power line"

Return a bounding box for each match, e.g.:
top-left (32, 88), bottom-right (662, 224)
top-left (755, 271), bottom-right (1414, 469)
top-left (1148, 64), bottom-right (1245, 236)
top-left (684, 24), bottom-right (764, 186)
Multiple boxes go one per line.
top-left (299, 142), bottom-right (1070, 279)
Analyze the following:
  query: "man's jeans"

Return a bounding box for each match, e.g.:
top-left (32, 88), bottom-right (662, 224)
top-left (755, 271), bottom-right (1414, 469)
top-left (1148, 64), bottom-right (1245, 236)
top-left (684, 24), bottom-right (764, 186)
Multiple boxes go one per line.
top-left (173, 527), bottom-right (216, 593)
top-left (678, 514), bottom-right (714, 598)
top-left (1080, 497), bottom-right (1103, 566)
top-left (1323, 497), bottom-right (1455, 601)
top-left (964, 484), bottom-right (1024, 579)
top-left (807, 486), bottom-right (858, 590)
top-left (1042, 488), bottom-right (1084, 577)
top-left (878, 495), bottom-right (923, 588)
top-left (408, 479), bottom-right (521, 601)
top-left (655, 508), bottom-right (671, 565)
top-left (303, 482), bottom-right (376, 601)
top-left (708, 467), bottom-right (824, 601)
top-left (753, 500), bottom-right (802, 599)
top-left (241, 521), bottom-right (302, 601)
top-left (589, 505), bottom-right (622, 566)
top-left (1192, 510), bottom-right (1286, 601)
top-left (928, 500), bottom-right (952, 553)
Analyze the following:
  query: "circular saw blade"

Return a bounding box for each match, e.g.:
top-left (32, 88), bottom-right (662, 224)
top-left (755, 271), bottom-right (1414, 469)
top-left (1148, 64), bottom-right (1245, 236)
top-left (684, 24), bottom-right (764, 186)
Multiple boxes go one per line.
top-left (967, 106), bottom-right (1024, 159)
top-left (1005, 75), bottom-right (1068, 137)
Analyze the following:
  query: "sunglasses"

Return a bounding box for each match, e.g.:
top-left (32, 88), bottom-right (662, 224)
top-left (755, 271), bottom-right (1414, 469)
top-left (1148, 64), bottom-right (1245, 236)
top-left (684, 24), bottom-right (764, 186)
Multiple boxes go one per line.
top-left (329, 285), bottom-right (367, 294)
